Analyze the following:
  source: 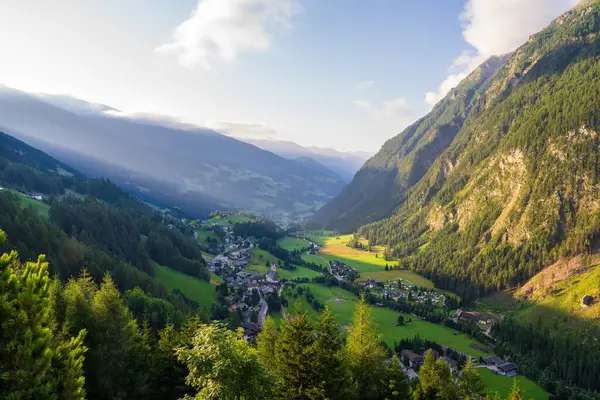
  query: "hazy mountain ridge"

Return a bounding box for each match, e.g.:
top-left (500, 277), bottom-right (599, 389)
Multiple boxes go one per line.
top-left (242, 138), bottom-right (371, 182)
top-left (0, 87), bottom-right (345, 218)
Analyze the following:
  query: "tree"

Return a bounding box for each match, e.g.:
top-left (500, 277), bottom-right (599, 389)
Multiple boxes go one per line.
top-left (459, 359), bottom-right (485, 399)
top-left (311, 307), bottom-right (347, 399)
top-left (397, 315), bottom-right (405, 325)
top-left (273, 302), bottom-right (322, 399)
top-left (58, 272), bottom-right (151, 400)
top-left (344, 297), bottom-right (387, 399)
top-left (0, 230), bottom-right (87, 400)
top-left (419, 349), bottom-right (439, 399)
top-left (176, 322), bottom-right (271, 400)
top-left (256, 315), bottom-right (278, 373)
top-left (507, 379), bottom-right (523, 400)
top-left (379, 356), bottom-right (410, 400)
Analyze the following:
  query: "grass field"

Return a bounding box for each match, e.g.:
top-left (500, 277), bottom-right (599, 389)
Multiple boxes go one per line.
top-left (245, 263), bottom-right (321, 280)
top-left (479, 368), bottom-right (549, 400)
top-left (319, 234), bottom-right (395, 273)
top-left (196, 228), bottom-right (220, 243)
top-left (301, 254), bottom-right (330, 269)
top-left (277, 237), bottom-right (310, 251)
top-left (296, 283), bottom-right (490, 357)
top-left (154, 263), bottom-right (218, 309)
top-left (9, 190), bottom-right (50, 218)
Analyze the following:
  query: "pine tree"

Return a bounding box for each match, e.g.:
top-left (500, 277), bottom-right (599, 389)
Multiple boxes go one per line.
top-left (256, 315), bottom-right (278, 373)
top-left (459, 359), bottom-right (485, 399)
top-left (344, 297), bottom-right (386, 399)
top-left (419, 350), bottom-right (438, 399)
top-left (0, 230), bottom-right (87, 400)
top-left (311, 306), bottom-right (347, 399)
top-left (379, 356), bottom-right (410, 400)
top-left (273, 302), bottom-right (321, 399)
top-left (507, 379), bottom-right (523, 400)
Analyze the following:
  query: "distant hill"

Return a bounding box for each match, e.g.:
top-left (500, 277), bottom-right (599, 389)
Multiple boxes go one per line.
top-left (0, 86), bottom-right (345, 219)
top-left (242, 138), bottom-right (371, 182)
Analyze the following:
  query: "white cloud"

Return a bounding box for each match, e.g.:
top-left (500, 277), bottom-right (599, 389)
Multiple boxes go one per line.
top-left (354, 97), bottom-right (414, 130)
top-left (425, 0), bottom-right (578, 107)
top-left (156, 0), bottom-right (301, 69)
top-left (205, 120), bottom-right (278, 139)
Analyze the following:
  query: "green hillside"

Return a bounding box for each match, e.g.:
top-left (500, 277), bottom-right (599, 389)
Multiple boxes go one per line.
top-left (154, 263), bottom-right (218, 309)
top-left (319, 2), bottom-right (600, 302)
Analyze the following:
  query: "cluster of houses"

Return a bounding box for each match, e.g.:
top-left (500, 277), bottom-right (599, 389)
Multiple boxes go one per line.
top-left (453, 309), bottom-right (494, 327)
top-left (482, 356), bottom-right (518, 377)
top-left (400, 349), bottom-right (459, 373)
top-left (361, 279), bottom-right (447, 306)
top-left (330, 260), bottom-right (358, 281)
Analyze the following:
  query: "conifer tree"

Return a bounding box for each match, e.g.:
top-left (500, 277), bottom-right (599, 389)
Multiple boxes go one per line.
top-left (344, 297), bottom-right (387, 399)
top-left (0, 230), bottom-right (87, 400)
top-left (459, 359), bottom-right (485, 399)
top-left (256, 315), bottom-right (278, 373)
top-left (311, 306), bottom-right (347, 400)
top-left (507, 379), bottom-right (523, 400)
top-left (273, 302), bottom-right (322, 399)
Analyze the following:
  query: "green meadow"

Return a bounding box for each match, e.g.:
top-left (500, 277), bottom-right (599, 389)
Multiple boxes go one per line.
top-left (7, 190), bottom-right (50, 218)
top-left (154, 263), bottom-right (218, 309)
top-left (295, 283), bottom-right (490, 358)
top-left (479, 368), bottom-right (549, 400)
top-left (277, 237), bottom-right (310, 251)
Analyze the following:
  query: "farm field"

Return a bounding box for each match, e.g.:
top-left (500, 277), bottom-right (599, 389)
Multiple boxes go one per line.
top-left (300, 253), bottom-right (330, 269)
top-left (479, 368), bottom-right (549, 400)
top-left (319, 234), bottom-right (394, 273)
top-left (297, 283), bottom-right (490, 357)
top-left (154, 263), bottom-right (218, 309)
top-left (245, 263), bottom-right (321, 280)
top-left (277, 237), bottom-right (310, 251)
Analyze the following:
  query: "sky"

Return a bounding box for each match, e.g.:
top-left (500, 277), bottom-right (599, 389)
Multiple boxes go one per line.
top-left (0, 0), bottom-right (579, 152)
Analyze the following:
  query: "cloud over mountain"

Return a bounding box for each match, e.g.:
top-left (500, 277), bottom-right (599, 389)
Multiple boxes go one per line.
top-left (425, 0), bottom-right (578, 106)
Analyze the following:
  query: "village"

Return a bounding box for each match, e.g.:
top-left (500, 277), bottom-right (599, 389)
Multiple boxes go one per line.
top-left (359, 278), bottom-right (448, 306)
top-left (190, 217), bottom-right (520, 385)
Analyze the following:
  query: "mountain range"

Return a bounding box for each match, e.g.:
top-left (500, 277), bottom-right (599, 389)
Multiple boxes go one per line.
top-left (0, 86), bottom-right (346, 219)
top-left (241, 138), bottom-right (371, 182)
top-left (315, 0), bottom-right (600, 300)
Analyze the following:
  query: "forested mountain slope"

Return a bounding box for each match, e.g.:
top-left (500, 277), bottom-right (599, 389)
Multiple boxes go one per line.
top-left (0, 130), bottom-right (212, 325)
top-left (313, 56), bottom-right (508, 232)
top-left (320, 1), bottom-right (600, 299)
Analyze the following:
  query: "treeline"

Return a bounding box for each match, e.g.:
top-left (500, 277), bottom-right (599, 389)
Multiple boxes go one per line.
top-left (493, 318), bottom-right (600, 400)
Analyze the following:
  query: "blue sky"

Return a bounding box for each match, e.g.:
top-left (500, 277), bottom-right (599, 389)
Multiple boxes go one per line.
top-left (0, 0), bottom-right (577, 152)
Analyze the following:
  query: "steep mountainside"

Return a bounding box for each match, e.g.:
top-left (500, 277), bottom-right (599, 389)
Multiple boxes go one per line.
top-left (313, 55), bottom-right (508, 232)
top-left (0, 87), bottom-right (345, 218)
top-left (319, 1), bottom-right (600, 299)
